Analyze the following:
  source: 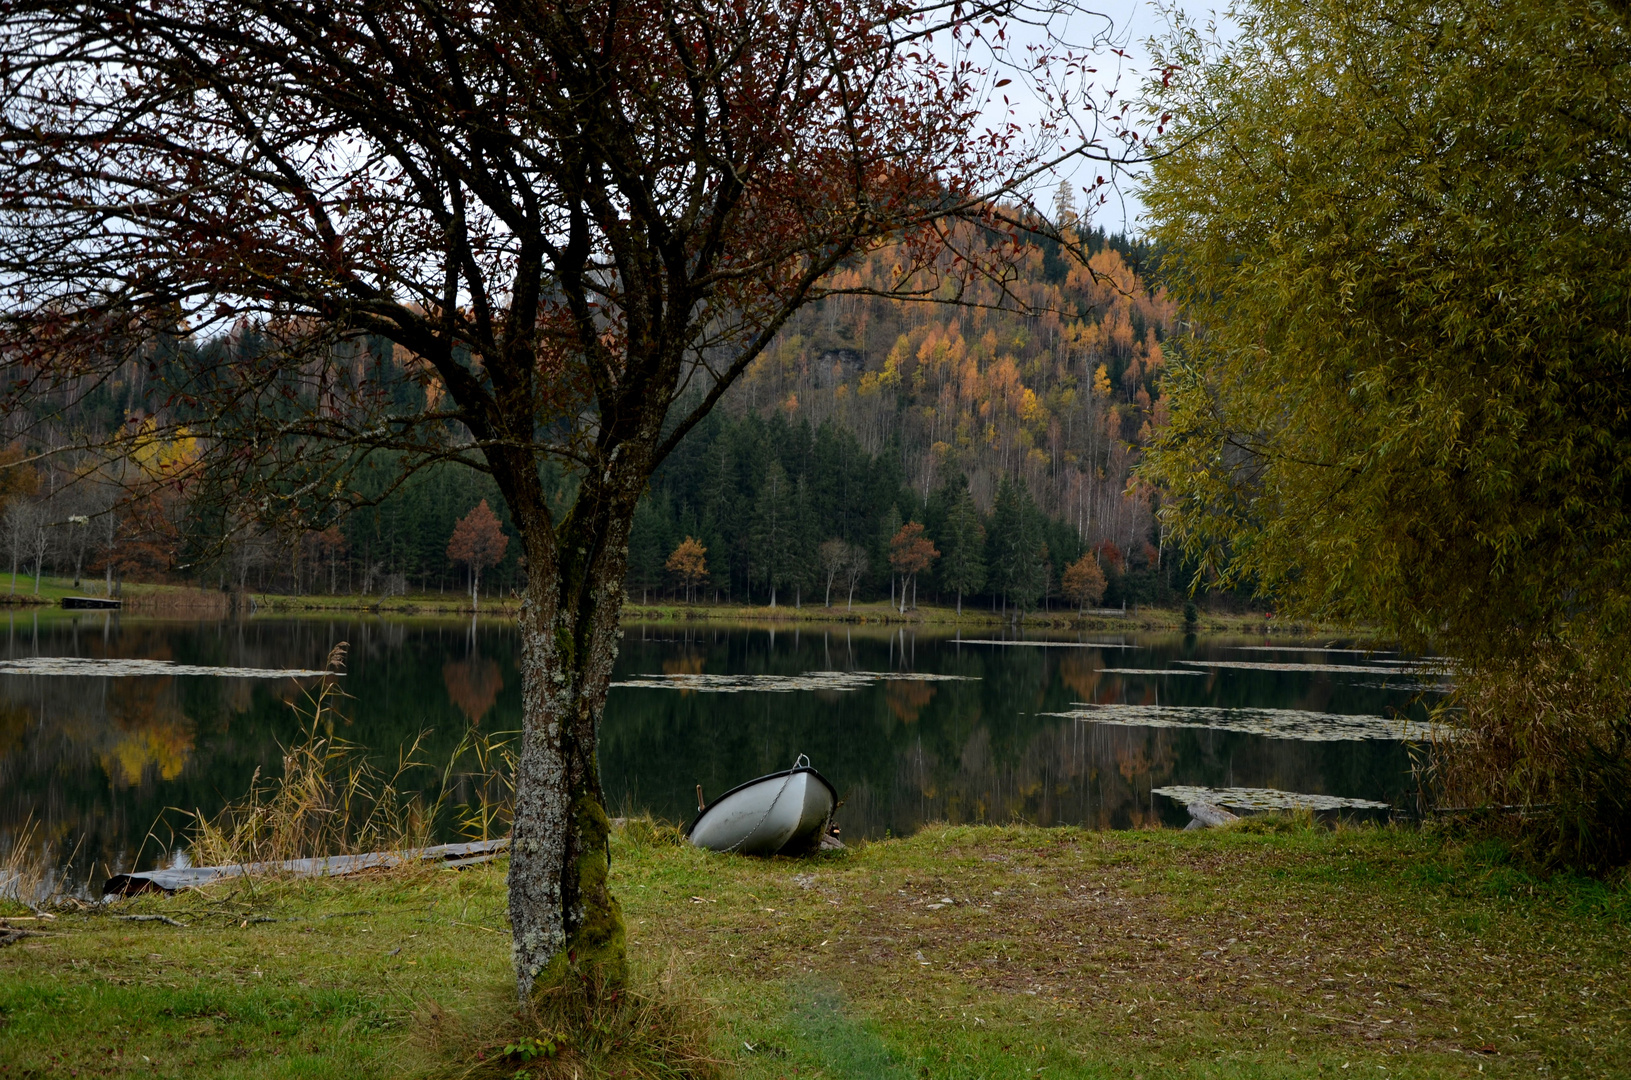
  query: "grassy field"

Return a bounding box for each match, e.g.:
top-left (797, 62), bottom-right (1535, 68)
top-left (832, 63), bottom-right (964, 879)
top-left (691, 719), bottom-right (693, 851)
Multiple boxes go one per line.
top-left (0, 575), bottom-right (227, 613)
top-left (2, 822), bottom-right (1625, 1079)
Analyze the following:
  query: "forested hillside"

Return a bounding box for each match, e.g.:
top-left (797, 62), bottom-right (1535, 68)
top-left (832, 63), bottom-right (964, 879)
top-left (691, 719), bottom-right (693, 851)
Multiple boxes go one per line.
top-left (2, 223), bottom-right (1195, 610)
top-left (626, 223), bottom-right (1187, 610)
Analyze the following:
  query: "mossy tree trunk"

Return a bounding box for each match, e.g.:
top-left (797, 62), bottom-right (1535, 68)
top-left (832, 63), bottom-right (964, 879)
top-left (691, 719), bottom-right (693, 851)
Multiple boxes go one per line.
top-left (491, 438), bottom-right (652, 1001)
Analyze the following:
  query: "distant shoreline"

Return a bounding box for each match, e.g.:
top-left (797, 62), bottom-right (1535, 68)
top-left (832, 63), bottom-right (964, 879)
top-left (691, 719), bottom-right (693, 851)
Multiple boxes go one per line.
top-left (8, 574), bottom-right (1353, 636)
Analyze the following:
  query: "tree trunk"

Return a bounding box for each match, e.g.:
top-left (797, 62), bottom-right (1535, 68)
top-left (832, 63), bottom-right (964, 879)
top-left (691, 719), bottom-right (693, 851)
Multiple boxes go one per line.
top-left (956, 589), bottom-right (962, 616)
top-left (503, 467), bottom-right (636, 1005)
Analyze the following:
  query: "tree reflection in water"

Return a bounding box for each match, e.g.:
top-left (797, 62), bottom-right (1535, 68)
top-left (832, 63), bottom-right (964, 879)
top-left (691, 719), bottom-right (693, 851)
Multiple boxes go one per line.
top-left (0, 616), bottom-right (1431, 888)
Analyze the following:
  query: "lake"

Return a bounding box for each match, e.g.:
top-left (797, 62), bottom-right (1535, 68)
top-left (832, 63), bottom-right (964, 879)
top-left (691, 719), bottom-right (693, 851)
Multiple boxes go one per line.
top-left (0, 610), bottom-right (1443, 889)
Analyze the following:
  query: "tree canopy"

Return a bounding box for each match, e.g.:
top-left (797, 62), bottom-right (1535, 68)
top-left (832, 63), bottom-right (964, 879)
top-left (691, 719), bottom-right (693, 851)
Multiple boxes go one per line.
top-left (1141, 0), bottom-right (1631, 866)
top-left (1142, 0), bottom-right (1631, 660)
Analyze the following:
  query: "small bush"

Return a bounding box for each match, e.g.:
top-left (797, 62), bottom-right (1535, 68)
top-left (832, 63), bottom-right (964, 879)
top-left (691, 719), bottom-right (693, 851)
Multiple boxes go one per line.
top-left (1427, 633), bottom-right (1631, 874)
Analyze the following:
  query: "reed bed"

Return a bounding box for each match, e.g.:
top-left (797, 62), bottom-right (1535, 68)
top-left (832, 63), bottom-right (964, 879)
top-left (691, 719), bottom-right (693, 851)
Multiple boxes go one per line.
top-left (180, 641), bottom-right (517, 872)
top-left (0, 816), bottom-right (50, 906)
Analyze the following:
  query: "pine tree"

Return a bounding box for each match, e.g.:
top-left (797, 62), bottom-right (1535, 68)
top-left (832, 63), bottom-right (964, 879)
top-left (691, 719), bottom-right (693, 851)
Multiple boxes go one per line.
top-left (750, 460), bottom-right (796, 606)
top-left (939, 490), bottom-right (986, 615)
top-left (986, 477), bottom-right (1022, 611)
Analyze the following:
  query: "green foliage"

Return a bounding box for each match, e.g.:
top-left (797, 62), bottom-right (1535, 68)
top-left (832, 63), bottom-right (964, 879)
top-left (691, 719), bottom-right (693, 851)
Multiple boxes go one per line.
top-left (936, 485), bottom-right (986, 605)
top-left (1142, 0), bottom-right (1631, 655)
top-left (985, 477), bottom-right (1048, 613)
top-left (1142, 0), bottom-right (1631, 865)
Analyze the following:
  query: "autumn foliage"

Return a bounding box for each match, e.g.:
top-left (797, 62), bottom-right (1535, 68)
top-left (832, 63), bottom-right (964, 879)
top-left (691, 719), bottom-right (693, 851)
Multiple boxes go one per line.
top-left (664, 537), bottom-right (708, 603)
top-left (888, 522), bottom-right (938, 612)
top-left (1062, 553), bottom-right (1108, 612)
top-left (446, 500), bottom-right (508, 610)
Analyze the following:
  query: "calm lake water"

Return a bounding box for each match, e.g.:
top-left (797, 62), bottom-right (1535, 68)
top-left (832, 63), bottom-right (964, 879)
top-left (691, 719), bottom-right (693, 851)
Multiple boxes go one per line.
top-left (0, 611), bottom-right (1442, 887)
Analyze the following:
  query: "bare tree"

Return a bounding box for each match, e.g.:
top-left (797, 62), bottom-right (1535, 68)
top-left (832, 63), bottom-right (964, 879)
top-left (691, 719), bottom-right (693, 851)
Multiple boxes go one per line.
top-left (842, 543), bottom-right (870, 611)
top-left (818, 538), bottom-right (848, 608)
top-left (0, 0), bottom-right (1138, 998)
top-left (3, 500), bottom-right (40, 595)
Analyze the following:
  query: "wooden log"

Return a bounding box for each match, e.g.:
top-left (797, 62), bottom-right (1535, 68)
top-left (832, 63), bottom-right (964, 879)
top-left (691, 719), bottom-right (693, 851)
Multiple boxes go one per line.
top-left (1186, 802), bottom-right (1240, 829)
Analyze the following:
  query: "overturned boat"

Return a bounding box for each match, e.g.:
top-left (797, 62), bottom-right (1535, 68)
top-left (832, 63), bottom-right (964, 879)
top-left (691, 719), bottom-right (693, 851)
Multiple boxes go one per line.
top-left (686, 755), bottom-right (837, 856)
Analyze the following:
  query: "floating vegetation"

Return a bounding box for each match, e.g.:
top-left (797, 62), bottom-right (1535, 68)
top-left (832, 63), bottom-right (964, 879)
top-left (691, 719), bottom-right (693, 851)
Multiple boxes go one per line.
top-left (608, 670), bottom-right (977, 693)
top-left (953, 639), bottom-right (1137, 649)
top-left (1097, 668), bottom-right (1208, 676)
top-left (0, 656), bottom-right (335, 679)
top-left (1355, 680), bottom-right (1451, 692)
top-left (1174, 659), bottom-right (1453, 676)
top-left (1152, 785), bottom-right (1392, 811)
top-left (1228, 646), bottom-right (1395, 655)
top-left (1045, 703), bottom-right (1443, 742)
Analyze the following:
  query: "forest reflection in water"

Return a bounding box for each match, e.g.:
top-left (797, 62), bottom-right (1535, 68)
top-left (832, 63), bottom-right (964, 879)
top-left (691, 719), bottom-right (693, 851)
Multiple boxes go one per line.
top-left (0, 611), bottom-right (1439, 884)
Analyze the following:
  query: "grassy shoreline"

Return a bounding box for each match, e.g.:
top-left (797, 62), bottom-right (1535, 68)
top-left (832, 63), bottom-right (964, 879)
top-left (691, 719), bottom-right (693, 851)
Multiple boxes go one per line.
top-left (3, 822), bottom-right (1625, 1078)
top-left (7, 574), bottom-right (1360, 637)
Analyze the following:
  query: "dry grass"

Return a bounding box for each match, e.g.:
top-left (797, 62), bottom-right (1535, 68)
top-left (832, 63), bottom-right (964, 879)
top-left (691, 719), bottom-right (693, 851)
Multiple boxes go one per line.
top-left (0, 816), bottom-right (49, 907)
top-left (183, 644), bottom-right (447, 867)
top-left (417, 960), bottom-right (722, 1080)
top-left (178, 642), bottom-right (519, 871)
top-left (616, 821), bottom-right (1631, 1079)
top-left (1429, 633), bottom-right (1631, 872)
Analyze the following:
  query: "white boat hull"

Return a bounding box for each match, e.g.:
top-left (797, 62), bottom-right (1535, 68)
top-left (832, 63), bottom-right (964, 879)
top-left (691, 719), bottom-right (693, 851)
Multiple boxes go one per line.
top-left (687, 765), bottom-right (836, 856)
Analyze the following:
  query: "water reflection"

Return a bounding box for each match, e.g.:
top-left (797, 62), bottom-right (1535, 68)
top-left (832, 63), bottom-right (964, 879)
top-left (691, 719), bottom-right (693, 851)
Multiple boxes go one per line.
top-left (0, 613), bottom-right (1438, 884)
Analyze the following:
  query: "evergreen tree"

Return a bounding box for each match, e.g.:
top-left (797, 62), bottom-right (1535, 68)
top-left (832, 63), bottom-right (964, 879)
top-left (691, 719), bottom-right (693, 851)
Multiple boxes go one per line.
top-left (750, 459), bottom-right (796, 606)
top-left (1009, 492), bottom-right (1049, 615)
top-left (938, 490), bottom-right (986, 615)
top-left (986, 477), bottom-right (1022, 610)
top-left (627, 497), bottom-right (668, 603)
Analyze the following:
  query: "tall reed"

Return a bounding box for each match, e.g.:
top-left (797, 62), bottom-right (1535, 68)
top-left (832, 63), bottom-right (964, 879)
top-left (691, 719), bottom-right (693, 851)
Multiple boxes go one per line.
top-left (182, 642), bottom-right (520, 868)
top-left (0, 816), bottom-right (50, 906)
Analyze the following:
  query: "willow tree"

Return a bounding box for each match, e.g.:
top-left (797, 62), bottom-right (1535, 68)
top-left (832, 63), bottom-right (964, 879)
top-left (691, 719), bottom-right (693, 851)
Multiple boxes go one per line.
top-left (0, 0), bottom-right (1137, 992)
top-left (1142, 0), bottom-right (1631, 866)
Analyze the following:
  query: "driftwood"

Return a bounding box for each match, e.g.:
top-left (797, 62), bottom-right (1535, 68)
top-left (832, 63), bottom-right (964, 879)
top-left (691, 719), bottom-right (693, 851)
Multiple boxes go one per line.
top-left (114, 914), bottom-right (187, 926)
top-left (1184, 803), bottom-right (1241, 830)
top-left (102, 838), bottom-right (509, 896)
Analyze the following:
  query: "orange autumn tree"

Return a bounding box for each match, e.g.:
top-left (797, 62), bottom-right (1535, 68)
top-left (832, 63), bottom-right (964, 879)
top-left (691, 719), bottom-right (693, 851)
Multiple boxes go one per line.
top-left (447, 500), bottom-right (509, 611)
top-left (665, 537), bottom-right (708, 603)
top-left (1061, 553), bottom-right (1107, 614)
top-left (889, 522), bottom-right (938, 613)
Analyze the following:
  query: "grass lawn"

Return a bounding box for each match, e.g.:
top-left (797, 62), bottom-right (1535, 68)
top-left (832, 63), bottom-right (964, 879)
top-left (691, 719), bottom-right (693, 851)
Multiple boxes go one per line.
top-left (2, 823), bottom-right (1625, 1078)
